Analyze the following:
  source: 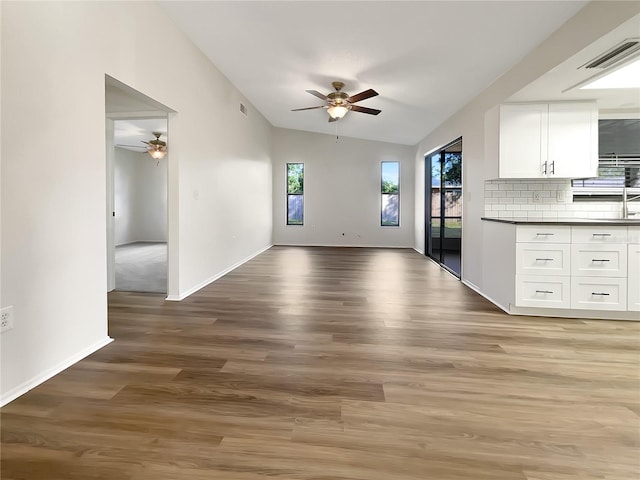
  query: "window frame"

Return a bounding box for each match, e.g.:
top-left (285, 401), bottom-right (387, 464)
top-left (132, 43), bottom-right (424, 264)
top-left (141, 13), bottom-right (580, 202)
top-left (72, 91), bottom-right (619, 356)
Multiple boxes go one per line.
top-left (286, 162), bottom-right (304, 226)
top-left (380, 161), bottom-right (400, 227)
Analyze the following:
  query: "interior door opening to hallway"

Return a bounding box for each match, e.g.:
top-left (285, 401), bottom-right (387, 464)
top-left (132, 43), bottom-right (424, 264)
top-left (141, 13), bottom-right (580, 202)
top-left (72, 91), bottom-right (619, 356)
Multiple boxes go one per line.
top-left (105, 75), bottom-right (176, 296)
top-left (425, 138), bottom-right (462, 277)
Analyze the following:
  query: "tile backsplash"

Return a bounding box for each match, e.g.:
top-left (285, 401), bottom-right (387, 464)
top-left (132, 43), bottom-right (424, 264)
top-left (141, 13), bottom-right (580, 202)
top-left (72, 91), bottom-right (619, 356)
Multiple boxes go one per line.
top-left (484, 179), bottom-right (640, 219)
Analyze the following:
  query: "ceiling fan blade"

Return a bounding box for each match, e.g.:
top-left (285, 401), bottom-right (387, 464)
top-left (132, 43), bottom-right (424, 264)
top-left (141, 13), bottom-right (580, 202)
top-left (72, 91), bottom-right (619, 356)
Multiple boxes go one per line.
top-left (306, 90), bottom-right (328, 100)
top-left (350, 105), bottom-right (382, 115)
top-left (348, 88), bottom-right (378, 104)
top-left (328, 116), bottom-right (339, 123)
top-left (116, 144), bottom-right (147, 149)
top-left (292, 106), bottom-right (326, 111)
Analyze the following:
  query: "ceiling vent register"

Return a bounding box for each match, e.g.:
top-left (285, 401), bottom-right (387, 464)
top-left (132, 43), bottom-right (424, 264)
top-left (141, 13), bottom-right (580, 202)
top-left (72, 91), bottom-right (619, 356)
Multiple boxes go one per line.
top-left (581, 38), bottom-right (640, 70)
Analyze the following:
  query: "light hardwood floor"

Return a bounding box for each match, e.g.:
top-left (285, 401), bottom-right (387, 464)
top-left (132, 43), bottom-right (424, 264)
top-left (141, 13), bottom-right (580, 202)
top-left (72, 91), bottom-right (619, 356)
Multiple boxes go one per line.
top-left (2, 246), bottom-right (639, 479)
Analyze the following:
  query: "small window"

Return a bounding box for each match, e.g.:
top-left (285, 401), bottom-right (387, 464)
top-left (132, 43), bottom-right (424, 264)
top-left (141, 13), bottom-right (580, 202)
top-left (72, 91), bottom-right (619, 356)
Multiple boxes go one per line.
top-left (287, 163), bottom-right (304, 225)
top-left (381, 161), bottom-right (399, 226)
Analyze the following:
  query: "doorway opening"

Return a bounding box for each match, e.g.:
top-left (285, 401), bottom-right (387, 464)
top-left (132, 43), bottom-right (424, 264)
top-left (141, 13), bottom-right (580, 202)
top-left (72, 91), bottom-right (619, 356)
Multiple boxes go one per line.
top-left (106, 76), bottom-right (175, 295)
top-left (425, 138), bottom-right (462, 277)
top-left (113, 118), bottom-right (168, 293)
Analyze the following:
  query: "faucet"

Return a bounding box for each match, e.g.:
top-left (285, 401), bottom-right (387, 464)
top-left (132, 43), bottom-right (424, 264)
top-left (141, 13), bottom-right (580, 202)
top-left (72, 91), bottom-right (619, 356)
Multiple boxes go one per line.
top-left (622, 187), bottom-right (640, 219)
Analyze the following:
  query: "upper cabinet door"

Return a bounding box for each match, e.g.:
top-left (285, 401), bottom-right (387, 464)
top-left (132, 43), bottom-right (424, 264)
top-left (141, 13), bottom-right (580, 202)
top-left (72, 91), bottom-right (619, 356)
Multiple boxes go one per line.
top-left (486, 101), bottom-right (599, 180)
top-left (548, 102), bottom-right (598, 178)
top-left (498, 103), bottom-right (548, 178)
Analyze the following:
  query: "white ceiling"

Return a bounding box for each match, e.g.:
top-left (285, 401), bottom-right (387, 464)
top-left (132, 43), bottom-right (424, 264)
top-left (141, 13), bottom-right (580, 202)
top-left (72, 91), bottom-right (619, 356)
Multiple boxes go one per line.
top-left (106, 78), bottom-right (170, 153)
top-left (509, 13), bottom-right (640, 114)
top-left (160, 0), bottom-right (590, 145)
top-left (113, 119), bottom-right (168, 154)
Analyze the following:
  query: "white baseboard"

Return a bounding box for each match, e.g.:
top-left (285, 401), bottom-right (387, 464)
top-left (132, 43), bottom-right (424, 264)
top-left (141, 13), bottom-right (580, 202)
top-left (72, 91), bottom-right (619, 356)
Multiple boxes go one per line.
top-left (461, 279), bottom-right (510, 313)
top-left (413, 247), bottom-right (425, 255)
top-left (0, 336), bottom-right (114, 407)
top-left (167, 244), bottom-right (273, 301)
top-left (274, 243), bottom-right (413, 249)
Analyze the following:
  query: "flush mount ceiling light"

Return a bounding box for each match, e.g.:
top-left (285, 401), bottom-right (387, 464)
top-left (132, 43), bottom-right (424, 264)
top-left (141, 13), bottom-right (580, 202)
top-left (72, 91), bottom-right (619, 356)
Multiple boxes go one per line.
top-left (144, 132), bottom-right (167, 159)
top-left (580, 56), bottom-right (640, 89)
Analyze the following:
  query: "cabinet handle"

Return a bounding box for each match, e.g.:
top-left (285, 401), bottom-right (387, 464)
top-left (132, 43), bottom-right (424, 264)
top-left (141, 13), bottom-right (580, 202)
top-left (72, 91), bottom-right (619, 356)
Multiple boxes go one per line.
top-left (542, 161), bottom-right (548, 175)
top-left (535, 233), bottom-right (554, 236)
top-left (535, 290), bottom-right (554, 294)
top-left (535, 258), bottom-right (554, 261)
top-left (591, 292), bottom-right (610, 296)
top-left (550, 161), bottom-right (555, 174)
top-left (592, 233), bottom-right (611, 237)
top-left (591, 259), bottom-right (610, 262)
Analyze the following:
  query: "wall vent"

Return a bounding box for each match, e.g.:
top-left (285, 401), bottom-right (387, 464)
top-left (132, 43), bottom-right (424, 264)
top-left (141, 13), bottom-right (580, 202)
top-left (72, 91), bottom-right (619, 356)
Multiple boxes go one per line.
top-left (240, 103), bottom-right (248, 116)
top-left (581, 38), bottom-right (640, 69)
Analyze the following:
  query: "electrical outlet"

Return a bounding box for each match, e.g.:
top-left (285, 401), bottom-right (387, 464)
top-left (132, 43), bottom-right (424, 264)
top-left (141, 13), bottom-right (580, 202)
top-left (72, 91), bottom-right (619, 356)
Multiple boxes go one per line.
top-left (533, 191), bottom-right (542, 203)
top-left (1, 306), bottom-right (14, 333)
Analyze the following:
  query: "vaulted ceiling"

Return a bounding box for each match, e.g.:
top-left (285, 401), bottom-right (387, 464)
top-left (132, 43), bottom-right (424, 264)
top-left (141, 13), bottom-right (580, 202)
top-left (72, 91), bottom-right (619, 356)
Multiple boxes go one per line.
top-left (160, 1), bottom-right (591, 145)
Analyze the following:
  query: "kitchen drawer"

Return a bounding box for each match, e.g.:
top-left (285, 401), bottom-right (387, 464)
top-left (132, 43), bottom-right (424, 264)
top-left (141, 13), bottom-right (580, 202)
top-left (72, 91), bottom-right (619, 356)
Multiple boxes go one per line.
top-left (571, 244), bottom-right (627, 277)
top-left (628, 244), bottom-right (640, 312)
top-left (628, 227), bottom-right (640, 244)
top-left (516, 225), bottom-right (570, 243)
top-left (516, 243), bottom-right (570, 276)
top-left (571, 226), bottom-right (627, 244)
top-left (515, 275), bottom-right (570, 308)
top-left (571, 277), bottom-right (627, 311)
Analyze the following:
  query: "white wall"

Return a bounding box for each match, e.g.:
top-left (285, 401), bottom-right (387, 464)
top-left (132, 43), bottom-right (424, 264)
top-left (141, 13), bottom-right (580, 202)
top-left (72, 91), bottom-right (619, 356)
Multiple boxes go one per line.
top-left (114, 147), bottom-right (167, 245)
top-left (0, 2), bottom-right (273, 403)
top-left (273, 128), bottom-right (415, 247)
top-left (413, 1), bottom-right (640, 290)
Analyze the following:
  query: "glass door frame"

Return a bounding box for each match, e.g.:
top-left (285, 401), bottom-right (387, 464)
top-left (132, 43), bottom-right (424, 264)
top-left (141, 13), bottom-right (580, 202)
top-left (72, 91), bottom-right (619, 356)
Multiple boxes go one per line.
top-left (425, 137), bottom-right (462, 278)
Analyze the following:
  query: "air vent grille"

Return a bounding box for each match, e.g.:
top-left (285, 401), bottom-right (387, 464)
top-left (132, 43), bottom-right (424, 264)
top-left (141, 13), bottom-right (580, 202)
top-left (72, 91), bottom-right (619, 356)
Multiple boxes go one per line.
top-left (582, 39), bottom-right (640, 69)
top-left (240, 103), bottom-right (248, 116)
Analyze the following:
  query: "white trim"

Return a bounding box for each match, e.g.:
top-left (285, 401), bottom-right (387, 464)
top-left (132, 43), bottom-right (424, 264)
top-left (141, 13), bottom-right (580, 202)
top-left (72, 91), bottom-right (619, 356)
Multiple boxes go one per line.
top-left (273, 243), bottom-right (414, 249)
top-left (461, 279), bottom-right (510, 313)
top-left (0, 336), bottom-right (114, 407)
top-left (413, 247), bottom-right (425, 255)
top-left (509, 305), bottom-right (640, 321)
top-left (166, 244), bottom-right (273, 301)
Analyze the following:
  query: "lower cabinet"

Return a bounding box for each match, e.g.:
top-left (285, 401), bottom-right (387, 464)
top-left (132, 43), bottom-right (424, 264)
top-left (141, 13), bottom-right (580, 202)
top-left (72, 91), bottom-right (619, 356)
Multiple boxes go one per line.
top-left (570, 276), bottom-right (627, 311)
top-left (509, 224), bottom-right (636, 317)
top-left (515, 275), bottom-right (570, 308)
top-left (628, 244), bottom-right (640, 311)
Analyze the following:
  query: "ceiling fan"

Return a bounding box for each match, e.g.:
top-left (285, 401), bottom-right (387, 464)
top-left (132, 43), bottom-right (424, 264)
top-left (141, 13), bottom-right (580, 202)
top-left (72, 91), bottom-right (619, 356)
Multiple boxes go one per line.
top-left (116, 132), bottom-right (167, 160)
top-left (292, 81), bottom-right (381, 122)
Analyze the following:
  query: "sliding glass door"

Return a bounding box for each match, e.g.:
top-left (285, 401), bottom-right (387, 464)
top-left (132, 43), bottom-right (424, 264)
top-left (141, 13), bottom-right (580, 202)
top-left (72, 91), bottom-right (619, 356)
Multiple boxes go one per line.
top-left (426, 139), bottom-right (462, 277)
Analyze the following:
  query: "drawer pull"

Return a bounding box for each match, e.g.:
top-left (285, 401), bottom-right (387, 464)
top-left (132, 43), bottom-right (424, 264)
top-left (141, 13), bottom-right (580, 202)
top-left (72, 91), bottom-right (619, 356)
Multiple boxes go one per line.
top-left (535, 233), bottom-right (554, 236)
top-left (592, 233), bottom-right (611, 237)
top-left (535, 258), bottom-right (554, 262)
top-left (591, 259), bottom-right (610, 262)
top-left (535, 290), bottom-right (554, 294)
top-left (591, 292), bottom-right (610, 296)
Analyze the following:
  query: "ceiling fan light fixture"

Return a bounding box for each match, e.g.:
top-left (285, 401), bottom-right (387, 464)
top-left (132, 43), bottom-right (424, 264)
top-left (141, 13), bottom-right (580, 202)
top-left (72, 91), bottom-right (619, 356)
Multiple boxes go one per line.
top-left (148, 145), bottom-right (167, 160)
top-left (145, 131), bottom-right (167, 159)
top-left (327, 105), bottom-right (349, 119)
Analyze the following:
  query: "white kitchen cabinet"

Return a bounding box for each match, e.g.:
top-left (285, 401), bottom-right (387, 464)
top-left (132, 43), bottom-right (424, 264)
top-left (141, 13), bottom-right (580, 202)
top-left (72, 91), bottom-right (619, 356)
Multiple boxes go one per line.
top-left (516, 243), bottom-right (570, 276)
top-left (485, 102), bottom-right (598, 179)
top-left (516, 225), bottom-right (571, 243)
top-left (516, 275), bottom-right (571, 308)
top-left (571, 244), bottom-right (627, 278)
top-left (547, 103), bottom-right (599, 178)
top-left (628, 243), bottom-right (640, 311)
top-left (571, 277), bottom-right (627, 311)
top-left (514, 225), bottom-right (571, 309)
top-left (483, 220), bottom-right (637, 319)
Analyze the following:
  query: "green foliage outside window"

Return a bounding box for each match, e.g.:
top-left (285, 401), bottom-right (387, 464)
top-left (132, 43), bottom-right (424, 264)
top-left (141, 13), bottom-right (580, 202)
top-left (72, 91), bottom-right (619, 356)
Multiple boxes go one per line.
top-left (287, 163), bottom-right (304, 194)
top-left (381, 180), bottom-right (398, 193)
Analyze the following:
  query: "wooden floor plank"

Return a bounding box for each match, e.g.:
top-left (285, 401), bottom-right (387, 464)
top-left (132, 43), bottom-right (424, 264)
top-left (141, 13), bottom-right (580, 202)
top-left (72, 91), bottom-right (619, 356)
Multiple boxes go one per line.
top-left (2, 246), bottom-right (639, 479)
